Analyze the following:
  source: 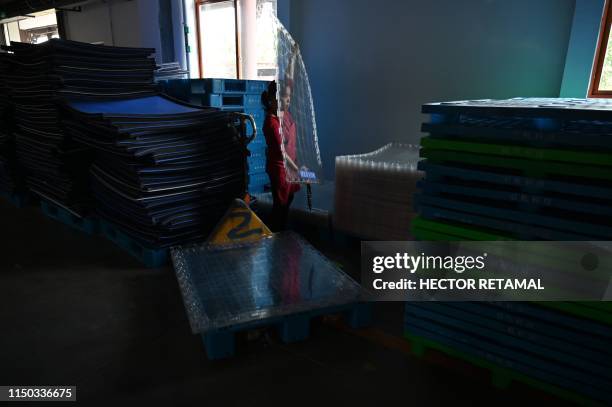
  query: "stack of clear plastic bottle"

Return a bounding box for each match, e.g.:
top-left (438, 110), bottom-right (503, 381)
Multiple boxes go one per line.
top-left (334, 143), bottom-right (422, 240)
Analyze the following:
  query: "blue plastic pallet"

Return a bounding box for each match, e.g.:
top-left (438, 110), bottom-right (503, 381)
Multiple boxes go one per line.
top-left (245, 80), bottom-right (270, 94)
top-left (426, 114), bottom-right (570, 133)
top-left (248, 143), bottom-right (266, 157)
top-left (415, 193), bottom-right (612, 239)
top-left (217, 104), bottom-right (264, 115)
top-left (404, 304), bottom-right (612, 377)
top-left (417, 204), bottom-right (591, 241)
top-left (243, 93), bottom-right (261, 108)
top-left (204, 93), bottom-right (261, 109)
top-left (246, 110), bottom-right (265, 132)
top-left (218, 106), bottom-right (245, 112)
top-left (248, 146), bottom-right (266, 160)
top-left (247, 157), bottom-right (266, 173)
top-left (248, 184), bottom-right (266, 194)
top-left (422, 121), bottom-right (612, 150)
top-left (405, 306), bottom-right (612, 398)
top-left (40, 200), bottom-right (98, 235)
top-left (248, 174), bottom-right (269, 193)
top-left (422, 98), bottom-right (612, 122)
top-left (203, 302), bottom-right (371, 360)
top-left (249, 133), bottom-right (266, 149)
top-left (0, 190), bottom-right (31, 208)
top-left (188, 79), bottom-right (209, 94)
top-left (249, 171), bottom-right (269, 186)
top-left (417, 180), bottom-right (612, 218)
top-left (195, 78), bottom-right (269, 95)
top-left (160, 80), bottom-right (191, 100)
top-left (240, 109), bottom-right (265, 138)
top-left (204, 93), bottom-right (243, 108)
top-left (418, 302), bottom-right (612, 356)
top-left (244, 106), bottom-right (265, 114)
top-left (162, 79), bottom-right (245, 95)
top-left (418, 161), bottom-right (612, 201)
top-left (160, 78), bottom-right (269, 106)
top-left (99, 220), bottom-right (168, 268)
top-left (404, 322), bottom-right (611, 404)
top-left (491, 302), bottom-right (612, 339)
top-left (245, 109), bottom-right (265, 122)
top-left (248, 124), bottom-right (265, 140)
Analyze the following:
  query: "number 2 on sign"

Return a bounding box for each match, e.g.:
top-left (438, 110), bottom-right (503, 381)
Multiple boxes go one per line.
top-left (226, 210), bottom-right (263, 240)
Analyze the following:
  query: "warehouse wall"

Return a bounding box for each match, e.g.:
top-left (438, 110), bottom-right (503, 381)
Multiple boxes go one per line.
top-left (63, 0), bottom-right (162, 62)
top-left (63, 1), bottom-right (115, 45)
top-left (277, 0), bottom-right (291, 30)
top-left (136, 0), bottom-right (162, 59)
top-left (560, 0), bottom-right (606, 97)
top-left (288, 0), bottom-right (576, 179)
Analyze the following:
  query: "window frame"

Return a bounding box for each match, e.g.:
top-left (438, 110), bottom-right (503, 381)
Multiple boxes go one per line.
top-left (194, 0), bottom-right (241, 79)
top-left (589, 0), bottom-right (612, 97)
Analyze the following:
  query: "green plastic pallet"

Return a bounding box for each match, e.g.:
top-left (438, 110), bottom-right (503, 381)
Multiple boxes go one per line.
top-left (412, 229), bottom-right (607, 300)
top-left (539, 302), bottom-right (612, 326)
top-left (412, 216), bottom-right (512, 241)
top-left (412, 217), bottom-right (612, 317)
top-left (412, 217), bottom-right (612, 281)
top-left (404, 332), bottom-right (605, 407)
top-left (421, 149), bottom-right (612, 181)
top-left (579, 302), bottom-right (612, 312)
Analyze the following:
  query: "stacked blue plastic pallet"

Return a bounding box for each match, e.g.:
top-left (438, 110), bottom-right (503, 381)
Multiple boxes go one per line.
top-left (159, 78), bottom-right (270, 193)
top-left (405, 302), bottom-right (612, 405)
top-left (408, 98), bottom-right (612, 405)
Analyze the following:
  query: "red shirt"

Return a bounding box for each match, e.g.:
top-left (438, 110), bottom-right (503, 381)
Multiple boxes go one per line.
top-left (263, 112), bottom-right (300, 205)
top-left (282, 111), bottom-right (298, 166)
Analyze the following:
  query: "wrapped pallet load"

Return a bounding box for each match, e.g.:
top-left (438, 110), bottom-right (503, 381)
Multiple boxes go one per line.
top-left (334, 143), bottom-right (422, 240)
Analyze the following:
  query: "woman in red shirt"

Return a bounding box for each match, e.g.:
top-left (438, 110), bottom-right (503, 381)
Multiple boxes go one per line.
top-left (261, 79), bottom-right (300, 231)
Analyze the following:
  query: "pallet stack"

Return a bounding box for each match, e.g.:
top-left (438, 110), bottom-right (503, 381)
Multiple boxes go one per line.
top-left (0, 52), bottom-right (19, 199)
top-left (409, 97), bottom-right (612, 405)
top-left (5, 39), bottom-right (157, 214)
top-left (334, 143), bottom-right (422, 240)
top-left (0, 40), bottom-right (252, 267)
top-left (159, 78), bottom-right (270, 193)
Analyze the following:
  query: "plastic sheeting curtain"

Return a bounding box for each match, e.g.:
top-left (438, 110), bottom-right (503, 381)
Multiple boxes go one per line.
top-left (263, 9), bottom-right (322, 184)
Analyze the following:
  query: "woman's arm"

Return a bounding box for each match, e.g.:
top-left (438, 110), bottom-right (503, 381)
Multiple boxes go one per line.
top-left (284, 154), bottom-right (299, 172)
top-left (285, 42), bottom-right (298, 89)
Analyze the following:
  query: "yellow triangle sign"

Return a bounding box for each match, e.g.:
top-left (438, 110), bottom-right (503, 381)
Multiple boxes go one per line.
top-left (207, 199), bottom-right (273, 245)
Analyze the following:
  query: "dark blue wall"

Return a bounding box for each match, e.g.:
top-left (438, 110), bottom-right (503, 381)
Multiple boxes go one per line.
top-left (287, 0), bottom-right (575, 179)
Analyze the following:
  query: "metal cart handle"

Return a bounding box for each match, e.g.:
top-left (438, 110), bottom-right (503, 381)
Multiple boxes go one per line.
top-left (232, 112), bottom-right (257, 145)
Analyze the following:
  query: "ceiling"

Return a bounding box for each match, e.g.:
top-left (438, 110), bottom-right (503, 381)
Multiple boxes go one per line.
top-left (0, 0), bottom-right (81, 18)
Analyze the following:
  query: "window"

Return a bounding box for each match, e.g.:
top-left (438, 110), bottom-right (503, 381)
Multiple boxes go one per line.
top-left (1, 9), bottom-right (59, 45)
top-left (590, 0), bottom-right (612, 97)
top-left (193, 0), bottom-right (277, 80)
top-left (196, 0), bottom-right (239, 79)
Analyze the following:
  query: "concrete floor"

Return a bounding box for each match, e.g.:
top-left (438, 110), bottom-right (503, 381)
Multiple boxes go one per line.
top-left (0, 199), bottom-right (571, 406)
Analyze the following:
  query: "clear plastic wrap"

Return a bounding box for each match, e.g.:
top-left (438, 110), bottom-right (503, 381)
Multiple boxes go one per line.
top-left (334, 143), bottom-right (423, 240)
top-left (266, 9), bottom-right (322, 184)
top-left (171, 232), bottom-right (362, 333)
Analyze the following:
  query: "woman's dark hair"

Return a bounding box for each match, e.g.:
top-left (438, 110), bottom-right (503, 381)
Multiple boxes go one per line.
top-left (261, 80), bottom-right (277, 112)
